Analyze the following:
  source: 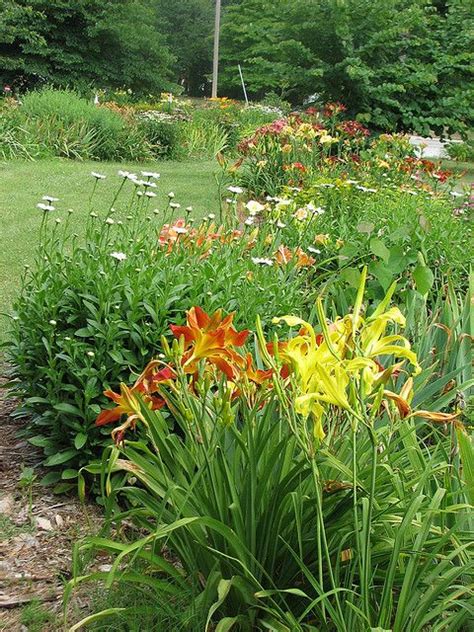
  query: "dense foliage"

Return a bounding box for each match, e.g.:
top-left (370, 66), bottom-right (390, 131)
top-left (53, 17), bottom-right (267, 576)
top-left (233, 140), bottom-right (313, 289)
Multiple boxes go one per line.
top-left (68, 291), bottom-right (473, 630)
top-left (1, 0), bottom-right (472, 133)
top-left (6, 126), bottom-right (472, 478)
top-left (0, 89), bottom-right (278, 161)
top-left (220, 0), bottom-right (473, 135)
top-left (0, 0), bottom-right (175, 94)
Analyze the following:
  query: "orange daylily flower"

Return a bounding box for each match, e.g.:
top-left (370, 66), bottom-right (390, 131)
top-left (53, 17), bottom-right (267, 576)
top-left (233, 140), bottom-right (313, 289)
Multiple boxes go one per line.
top-left (171, 306), bottom-right (249, 379)
top-left (96, 363), bottom-right (173, 426)
top-left (275, 245), bottom-right (293, 265)
top-left (96, 383), bottom-right (143, 426)
top-left (274, 246), bottom-right (315, 268)
top-left (295, 247), bottom-right (315, 268)
top-left (243, 353), bottom-right (273, 385)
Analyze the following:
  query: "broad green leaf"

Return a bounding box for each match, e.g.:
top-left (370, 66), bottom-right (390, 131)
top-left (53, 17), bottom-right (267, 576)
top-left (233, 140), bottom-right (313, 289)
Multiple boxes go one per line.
top-left (54, 402), bottom-right (82, 416)
top-left (413, 264), bottom-right (434, 295)
top-left (74, 432), bottom-right (87, 450)
top-left (44, 449), bottom-right (78, 467)
top-left (370, 238), bottom-right (390, 264)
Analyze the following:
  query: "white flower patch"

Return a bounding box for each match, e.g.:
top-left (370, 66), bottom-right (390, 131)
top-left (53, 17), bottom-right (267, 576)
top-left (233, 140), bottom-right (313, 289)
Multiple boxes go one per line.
top-left (110, 251), bottom-right (127, 261)
top-left (252, 257), bottom-right (273, 266)
top-left (246, 200), bottom-right (265, 216)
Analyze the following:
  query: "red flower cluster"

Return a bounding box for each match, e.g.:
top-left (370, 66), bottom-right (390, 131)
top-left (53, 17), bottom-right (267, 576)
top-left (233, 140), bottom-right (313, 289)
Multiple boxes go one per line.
top-left (96, 307), bottom-right (273, 432)
top-left (338, 120), bottom-right (370, 138)
top-left (158, 220), bottom-right (242, 255)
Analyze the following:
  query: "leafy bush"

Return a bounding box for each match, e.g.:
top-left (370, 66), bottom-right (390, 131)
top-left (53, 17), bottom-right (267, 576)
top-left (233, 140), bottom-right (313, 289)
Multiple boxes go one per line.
top-left (6, 173), bottom-right (314, 481)
top-left (259, 178), bottom-right (471, 293)
top-left (136, 113), bottom-right (187, 160)
top-left (220, 0), bottom-right (473, 136)
top-left (68, 289), bottom-right (473, 630)
top-left (446, 140), bottom-right (474, 163)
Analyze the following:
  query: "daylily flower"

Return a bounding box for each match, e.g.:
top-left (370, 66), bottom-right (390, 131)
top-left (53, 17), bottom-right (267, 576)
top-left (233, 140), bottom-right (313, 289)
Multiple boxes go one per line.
top-left (271, 274), bottom-right (421, 441)
top-left (96, 383), bottom-right (143, 426)
top-left (96, 363), bottom-right (172, 427)
top-left (171, 306), bottom-right (249, 379)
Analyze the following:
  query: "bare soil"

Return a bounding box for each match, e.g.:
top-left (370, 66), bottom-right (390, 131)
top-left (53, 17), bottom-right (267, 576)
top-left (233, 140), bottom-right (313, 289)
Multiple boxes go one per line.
top-left (0, 366), bottom-right (104, 631)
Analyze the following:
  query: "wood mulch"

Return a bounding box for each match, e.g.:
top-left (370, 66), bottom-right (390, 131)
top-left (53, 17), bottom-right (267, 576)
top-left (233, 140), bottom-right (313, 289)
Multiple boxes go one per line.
top-left (0, 365), bottom-right (105, 631)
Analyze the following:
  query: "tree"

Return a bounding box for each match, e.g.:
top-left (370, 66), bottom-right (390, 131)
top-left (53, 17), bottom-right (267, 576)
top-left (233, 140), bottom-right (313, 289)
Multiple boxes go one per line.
top-left (154, 0), bottom-right (215, 95)
top-left (219, 0), bottom-right (321, 101)
top-left (0, 0), bottom-right (176, 95)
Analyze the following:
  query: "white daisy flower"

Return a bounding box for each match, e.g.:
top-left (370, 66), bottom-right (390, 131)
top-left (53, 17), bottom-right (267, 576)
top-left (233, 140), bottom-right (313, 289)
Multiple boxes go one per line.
top-left (141, 171), bottom-right (160, 179)
top-left (110, 251), bottom-right (127, 261)
top-left (227, 185), bottom-right (243, 194)
top-left (276, 220), bottom-right (287, 228)
top-left (49, 319), bottom-right (57, 326)
top-left (37, 203), bottom-right (55, 212)
top-left (251, 257), bottom-right (273, 266)
top-left (91, 172), bottom-right (106, 179)
top-left (145, 191), bottom-right (157, 198)
top-left (168, 191), bottom-right (175, 198)
top-left (105, 217), bottom-right (115, 225)
top-left (42, 196), bottom-right (59, 202)
top-left (307, 246), bottom-right (321, 254)
top-left (170, 202), bottom-right (181, 209)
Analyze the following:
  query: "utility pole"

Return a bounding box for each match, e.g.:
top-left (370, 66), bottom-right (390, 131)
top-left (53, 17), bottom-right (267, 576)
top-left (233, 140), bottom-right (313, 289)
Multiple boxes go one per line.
top-left (211, 0), bottom-right (221, 98)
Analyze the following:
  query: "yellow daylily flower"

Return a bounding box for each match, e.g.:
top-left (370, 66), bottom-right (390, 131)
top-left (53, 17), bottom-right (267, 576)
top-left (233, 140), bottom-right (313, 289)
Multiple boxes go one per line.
top-left (271, 268), bottom-right (422, 444)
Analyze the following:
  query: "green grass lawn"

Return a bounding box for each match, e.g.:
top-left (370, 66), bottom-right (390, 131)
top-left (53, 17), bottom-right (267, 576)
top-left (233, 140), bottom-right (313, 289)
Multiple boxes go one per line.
top-left (0, 158), bottom-right (219, 341)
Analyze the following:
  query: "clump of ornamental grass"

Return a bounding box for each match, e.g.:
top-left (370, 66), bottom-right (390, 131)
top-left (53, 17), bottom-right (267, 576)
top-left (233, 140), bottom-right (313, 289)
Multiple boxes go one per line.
top-left (66, 275), bottom-right (473, 631)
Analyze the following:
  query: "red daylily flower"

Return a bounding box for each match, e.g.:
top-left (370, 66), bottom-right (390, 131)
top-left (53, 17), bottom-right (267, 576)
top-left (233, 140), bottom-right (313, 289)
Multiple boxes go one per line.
top-left (171, 306), bottom-right (249, 379)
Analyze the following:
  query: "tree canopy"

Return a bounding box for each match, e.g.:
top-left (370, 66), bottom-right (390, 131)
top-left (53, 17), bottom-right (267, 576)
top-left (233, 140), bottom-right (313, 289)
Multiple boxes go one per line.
top-left (1, 0), bottom-right (472, 134)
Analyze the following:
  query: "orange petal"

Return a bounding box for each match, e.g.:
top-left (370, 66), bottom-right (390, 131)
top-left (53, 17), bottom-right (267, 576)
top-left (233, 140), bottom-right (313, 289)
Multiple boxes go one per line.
top-left (96, 407), bottom-right (123, 426)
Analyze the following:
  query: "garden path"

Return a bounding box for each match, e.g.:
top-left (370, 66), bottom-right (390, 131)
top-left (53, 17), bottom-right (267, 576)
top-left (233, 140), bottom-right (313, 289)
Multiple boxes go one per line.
top-left (0, 365), bottom-right (103, 630)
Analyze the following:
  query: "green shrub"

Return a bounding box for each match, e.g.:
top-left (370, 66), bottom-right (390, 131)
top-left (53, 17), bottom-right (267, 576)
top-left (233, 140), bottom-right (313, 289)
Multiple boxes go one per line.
top-left (136, 114), bottom-right (186, 160)
top-left (446, 140), bottom-right (474, 162)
